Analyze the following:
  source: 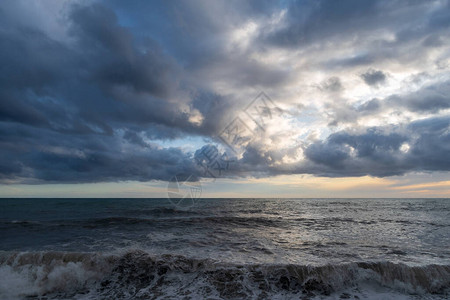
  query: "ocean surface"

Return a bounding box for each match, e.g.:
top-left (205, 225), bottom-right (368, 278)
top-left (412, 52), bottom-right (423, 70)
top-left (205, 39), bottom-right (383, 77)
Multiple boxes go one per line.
top-left (0, 198), bottom-right (449, 299)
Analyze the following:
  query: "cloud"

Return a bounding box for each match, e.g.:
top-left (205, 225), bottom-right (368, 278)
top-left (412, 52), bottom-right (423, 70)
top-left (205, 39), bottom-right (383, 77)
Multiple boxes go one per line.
top-left (326, 80), bottom-right (450, 126)
top-left (0, 0), bottom-right (449, 184)
top-left (361, 69), bottom-right (387, 87)
top-left (320, 77), bottom-right (343, 93)
top-left (262, 0), bottom-right (380, 48)
top-left (389, 81), bottom-right (450, 113)
top-left (0, 122), bottom-right (205, 183)
top-left (356, 99), bottom-right (382, 113)
top-left (249, 116), bottom-right (450, 178)
top-left (0, 2), bottom-right (212, 183)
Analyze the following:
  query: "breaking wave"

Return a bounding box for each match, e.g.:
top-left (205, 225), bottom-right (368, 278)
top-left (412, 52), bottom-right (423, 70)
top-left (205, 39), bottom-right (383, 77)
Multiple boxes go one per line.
top-left (0, 250), bottom-right (449, 299)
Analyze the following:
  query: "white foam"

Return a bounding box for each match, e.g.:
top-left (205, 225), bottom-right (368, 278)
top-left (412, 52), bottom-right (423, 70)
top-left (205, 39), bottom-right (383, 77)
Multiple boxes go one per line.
top-left (0, 250), bottom-right (448, 299)
top-left (0, 251), bottom-right (111, 299)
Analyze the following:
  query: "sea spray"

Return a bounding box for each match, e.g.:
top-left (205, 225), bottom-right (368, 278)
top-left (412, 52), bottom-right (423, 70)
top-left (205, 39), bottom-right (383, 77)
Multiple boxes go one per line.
top-left (1, 250), bottom-right (449, 299)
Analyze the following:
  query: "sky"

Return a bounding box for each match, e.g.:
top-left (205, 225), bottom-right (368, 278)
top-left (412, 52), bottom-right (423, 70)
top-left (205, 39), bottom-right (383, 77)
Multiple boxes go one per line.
top-left (0, 0), bottom-right (449, 198)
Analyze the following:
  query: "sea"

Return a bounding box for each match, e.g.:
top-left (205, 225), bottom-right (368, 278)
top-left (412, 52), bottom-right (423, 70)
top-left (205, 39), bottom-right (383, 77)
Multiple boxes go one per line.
top-left (0, 198), bottom-right (449, 299)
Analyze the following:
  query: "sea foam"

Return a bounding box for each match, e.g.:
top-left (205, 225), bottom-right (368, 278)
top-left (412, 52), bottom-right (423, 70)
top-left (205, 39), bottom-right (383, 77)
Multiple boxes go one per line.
top-left (1, 250), bottom-right (449, 299)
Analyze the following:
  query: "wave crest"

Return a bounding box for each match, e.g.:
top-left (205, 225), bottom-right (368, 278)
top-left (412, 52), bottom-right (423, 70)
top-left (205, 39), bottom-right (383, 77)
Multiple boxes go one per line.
top-left (0, 250), bottom-right (449, 299)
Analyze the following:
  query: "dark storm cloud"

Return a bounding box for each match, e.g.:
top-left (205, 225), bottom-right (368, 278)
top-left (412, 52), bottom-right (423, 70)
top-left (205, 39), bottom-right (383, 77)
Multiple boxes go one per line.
top-left (261, 0), bottom-right (450, 73)
top-left (24, 146), bottom-right (199, 183)
top-left (102, 0), bottom-right (294, 94)
top-left (234, 116), bottom-right (449, 178)
top-left (228, 113), bottom-right (449, 178)
top-left (301, 116), bottom-right (450, 177)
top-left (0, 3), bottom-right (184, 133)
top-left (0, 122), bottom-right (203, 183)
top-left (388, 81), bottom-right (450, 113)
top-left (406, 117), bottom-right (450, 170)
top-left (0, 0), bottom-right (449, 183)
top-left (0, 2), bottom-right (218, 183)
top-left (0, 19), bottom-right (73, 128)
top-left (69, 4), bottom-right (177, 98)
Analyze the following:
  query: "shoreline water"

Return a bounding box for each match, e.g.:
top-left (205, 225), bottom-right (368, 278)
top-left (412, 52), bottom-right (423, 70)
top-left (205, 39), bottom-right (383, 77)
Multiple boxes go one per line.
top-left (1, 249), bottom-right (449, 299)
top-left (1, 198), bottom-right (449, 299)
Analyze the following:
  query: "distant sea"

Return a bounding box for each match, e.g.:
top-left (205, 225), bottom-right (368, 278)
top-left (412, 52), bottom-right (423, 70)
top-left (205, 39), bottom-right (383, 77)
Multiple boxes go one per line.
top-left (0, 198), bottom-right (449, 299)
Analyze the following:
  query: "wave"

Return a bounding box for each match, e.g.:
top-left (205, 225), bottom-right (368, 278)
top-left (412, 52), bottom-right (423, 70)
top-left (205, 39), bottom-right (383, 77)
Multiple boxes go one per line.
top-left (0, 250), bottom-right (449, 299)
top-left (3, 215), bottom-right (446, 233)
top-left (0, 215), bottom-right (287, 230)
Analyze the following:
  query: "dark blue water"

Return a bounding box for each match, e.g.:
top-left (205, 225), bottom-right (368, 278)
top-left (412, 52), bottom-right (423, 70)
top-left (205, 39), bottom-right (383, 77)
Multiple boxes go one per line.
top-left (0, 198), bottom-right (449, 299)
